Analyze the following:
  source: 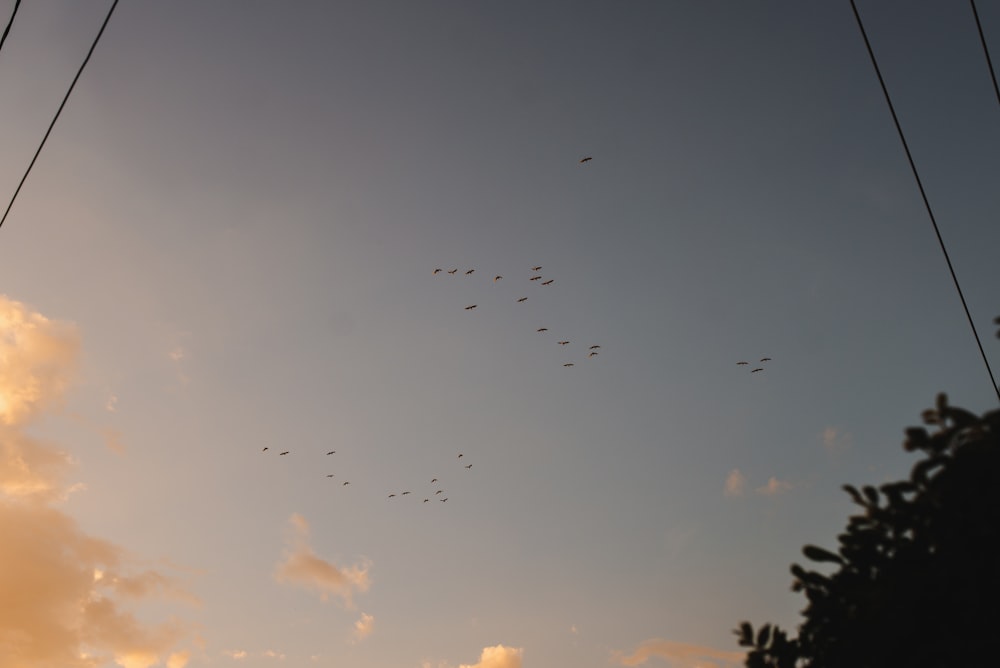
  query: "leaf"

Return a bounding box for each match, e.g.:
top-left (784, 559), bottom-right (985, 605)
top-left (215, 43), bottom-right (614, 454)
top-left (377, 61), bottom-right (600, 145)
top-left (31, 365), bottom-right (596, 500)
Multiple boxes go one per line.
top-left (803, 544), bottom-right (845, 564)
top-left (936, 392), bottom-right (949, 414)
top-left (735, 621), bottom-right (754, 646)
top-left (756, 623), bottom-right (772, 648)
top-left (862, 485), bottom-right (880, 505)
top-left (904, 427), bottom-right (928, 451)
top-left (842, 484), bottom-right (864, 506)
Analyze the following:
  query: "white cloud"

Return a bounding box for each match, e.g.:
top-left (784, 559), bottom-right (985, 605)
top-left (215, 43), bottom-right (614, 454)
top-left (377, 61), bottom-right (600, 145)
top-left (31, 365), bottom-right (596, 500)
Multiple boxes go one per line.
top-left (106, 394), bottom-right (119, 412)
top-left (755, 477), bottom-right (793, 496)
top-left (614, 639), bottom-right (744, 668)
top-left (458, 645), bottom-right (523, 668)
top-left (222, 649), bottom-right (248, 660)
top-left (274, 513), bottom-right (371, 607)
top-left (352, 612), bottom-right (374, 643)
top-left (723, 469), bottom-right (746, 497)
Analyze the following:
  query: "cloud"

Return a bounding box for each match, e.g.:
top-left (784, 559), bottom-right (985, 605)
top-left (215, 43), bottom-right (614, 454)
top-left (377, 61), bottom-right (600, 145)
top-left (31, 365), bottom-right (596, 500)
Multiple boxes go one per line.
top-left (103, 427), bottom-right (127, 454)
top-left (0, 295), bottom-right (197, 667)
top-left (723, 469), bottom-right (746, 497)
top-left (274, 513), bottom-right (371, 607)
top-left (458, 645), bottom-right (524, 668)
top-left (613, 639), bottom-right (744, 668)
top-left (352, 612), bottom-right (374, 643)
top-left (223, 649), bottom-right (248, 660)
top-left (106, 394), bottom-right (119, 412)
top-left (755, 477), bottom-right (793, 496)
top-left (820, 426), bottom-right (852, 454)
top-left (262, 649), bottom-right (286, 660)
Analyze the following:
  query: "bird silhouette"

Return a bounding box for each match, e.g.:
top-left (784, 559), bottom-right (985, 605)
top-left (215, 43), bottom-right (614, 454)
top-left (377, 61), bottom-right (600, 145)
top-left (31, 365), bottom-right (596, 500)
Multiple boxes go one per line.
top-left (737, 361), bottom-right (749, 365)
top-left (447, 269), bottom-right (458, 274)
top-left (388, 494), bottom-right (396, 499)
top-left (440, 498), bottom-right (448, 502)
top-left (588, 352), bottom-right (598, 358)
top-left (433, 268), bottom-right (442, 274)
top-left (435, 490), bottom-right (443, 495)
top-left (751, 368), bottom-right (763, 373)
top-left (465, 305), bottom-right (478, 310)
top-left (343, 481), bottom-right (350, 486)
top-left (326, 474), bottom-right (335, 478)
top-left (531, 266), bottom-right (542, 271)
top-left (580, 156), bottom-right (593, 163)
top-left (517, 297), bottom-right (528, 302)
top-left (402, 491), bottom-right (411, 495)
top-left (262, 447), bottom-right (269, 452)
top-left (760, 357), bottom-right (772, 362)
top-left (279, 451), bottom-right (289, 456)
top-left (423, 499), bottom-right (430, 503)
top-left (464, 464), bottom-right (472, 469)
top-left (558, 341), bottom-right (570, 346)
top-left (541, 279), bottom-right (554, 285)
top-left (494, 275), bottom-right (502, 282)
top-left (431, 478), bottom-right (438, 483)
top-left (563, 363), bottom-right (575, 367)
top-left (465, 269), bottom-right (474, 275)
top-left (537, 327), bottom-right (548, 332)
top-left (327, 450), bottom-right (336, 455)
top-left (589, 345), bottom-right (601, 349)
top-left (530, 276), bottom-right (542, 281)
top-left (458, 454), bottom-right (463, 458)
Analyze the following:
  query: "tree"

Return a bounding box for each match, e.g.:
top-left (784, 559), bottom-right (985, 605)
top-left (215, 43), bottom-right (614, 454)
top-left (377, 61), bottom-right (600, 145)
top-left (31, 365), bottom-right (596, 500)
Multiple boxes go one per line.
top-left (735, 392), bottom-right (1000, 667)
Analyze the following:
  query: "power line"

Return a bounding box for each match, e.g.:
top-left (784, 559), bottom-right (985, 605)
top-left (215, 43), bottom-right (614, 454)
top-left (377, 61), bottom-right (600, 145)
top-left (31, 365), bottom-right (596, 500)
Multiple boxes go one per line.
top-left (0, 0), bottom-right (22, 54)
top-left (0, 0), bottom-right (119, 231)
top-left (970, 0), bottom-right (1000, 109)
top-left (849, 0), bottom-right (1000, 403)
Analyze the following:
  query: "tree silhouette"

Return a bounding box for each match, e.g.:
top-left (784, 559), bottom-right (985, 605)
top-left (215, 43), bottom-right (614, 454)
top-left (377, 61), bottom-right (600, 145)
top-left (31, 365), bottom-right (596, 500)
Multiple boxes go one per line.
top-left (735, 393), bottom-right (1000, 667)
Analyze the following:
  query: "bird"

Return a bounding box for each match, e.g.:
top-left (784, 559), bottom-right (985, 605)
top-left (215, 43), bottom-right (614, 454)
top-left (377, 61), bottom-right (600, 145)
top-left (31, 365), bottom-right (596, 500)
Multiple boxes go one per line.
top-left (517, 297), bottom-right (528, 302)
top-left (530, 276), bottom-right (542, 281)
top-left (465, 305), bottom-right (478, 310)
top-left (580, 156), bottom-right (593, 163)
top-left (465, 269), bottom-right (474, 275)
top-left (558, 341), bottom-right (569, 346)
top-left (541, 279), bottom-right (554, 285)
top-left (537, 327), bottom-right (548, 332)
top-left (751, 368), bottom-right (763, 373)
top-left (327, 450), bottom-right (336, 455)
top-left (760, 357), bottom-right (772, 362)
top-left (531, 266), bottom-right (542, 271)
top-left (402, 491), bottom-right (411, 495)
top-left (326, 474), bottom-right (335, 478)
top-left (433, 268), bottom-right (442, 274)
top-left (440, 498), bottom-right (448, 502)
top-left (279, 451), bottom-right (289, 456)
top-left (737, 361), bottom-right (749, 365)
top-left (563, 363), bottom-right (575, 367)
top-left (435, 490), bottom-right (443, 495)
top-left (589, 345), bottom-right (601, 350)
top-left (343, 481), bottom-right (350, 486)
top-left (458, 454), bottom-right (463, 458)
top-left (464, 464), bottom-right (472, 469)
top-left (494, 275), bottom-right (502, 282)
top-left (588, 352), bottom-right (598, 358)
top-left (431, 478), bottom-right (438, 483)
top-left (423, 499), bottom-right (429, 503)
top-left (262, 447), bottom-right (269, 452)
top-left (388, 494), bottom-right (396, 499)
top-left (447, 269), bottom-right (458, 274)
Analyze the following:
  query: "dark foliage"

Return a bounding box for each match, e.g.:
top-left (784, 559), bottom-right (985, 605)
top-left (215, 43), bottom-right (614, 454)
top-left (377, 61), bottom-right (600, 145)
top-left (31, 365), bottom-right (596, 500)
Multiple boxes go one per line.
top-left (735, 393), bottom-right (1000, 667)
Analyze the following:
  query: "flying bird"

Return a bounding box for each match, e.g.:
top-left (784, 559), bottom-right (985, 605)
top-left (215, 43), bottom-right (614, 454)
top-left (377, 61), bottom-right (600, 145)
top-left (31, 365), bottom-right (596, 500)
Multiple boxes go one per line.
top-left (580, 156), bottom-right (593, 163)
top-left (388, 494), bottom-right (396, 499)
top-left (465, 269), bottom-right (474, 275)
top-left (751, 368), bottom-right (763, 373)
top-left (531, 266), bottom-right (542, 271)
top-left (563, 363), bottom-right (575, 367)
top-left (402, 491), bottom-right (411, 495)
top-left (435, 490), bottom-right (443, 495)
top-left (440, 498), bottom-right (448, 502)
top-left (465, 305), bottom-right (478, 310)
top-left (530, 276), bottom-right (542, 281)
top-left (537, 327), bottom-right (548, 332)
top-left (423, 499), bottom-right (429, 503)
top-left (558, 341), bottom-right (569, 346)
top-left (279, 451), bottom-right (289, 456)
top-left (433, 268), bottom-right (442, 274)
top-left (494, 275), bottom-right (502, 282)
top-left (262, 447), bottom-right (269, 452)
top-left (431, 478), bottom-right (438, 483)
top-left (760, 357), bottom-right (772, 362)
top-left (517, 297), bottom-right (528, 302)
top-left (737, 361), bottom-right (749, 365)
top-left (541, 279), bottom-right (554, 285)
top-left (447, 269), bottom-right (458, 274)
top-left (343, 481), bottom-right (350, 486)
top-left (327, 450), bottom-right (336, 455)
top-left (326, 474), bottom-right (335, 478)
top-left (457, 454), bottom-right (463, 459)
top-left (588, 352), bottom-right (598, 358)
top-left (589, 345), bottom-right (601, 350)
top-left (464, 464), bottom-right (472, 469)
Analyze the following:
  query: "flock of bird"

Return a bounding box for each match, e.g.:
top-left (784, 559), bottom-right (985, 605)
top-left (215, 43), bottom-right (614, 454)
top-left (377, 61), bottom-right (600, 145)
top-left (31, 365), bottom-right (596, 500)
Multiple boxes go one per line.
top-left (737, 357), bottom-right (773, 373)
top-left (260, 447), bottom-right (474, 503)
top-left (432, 263), bottom-right (602, 368)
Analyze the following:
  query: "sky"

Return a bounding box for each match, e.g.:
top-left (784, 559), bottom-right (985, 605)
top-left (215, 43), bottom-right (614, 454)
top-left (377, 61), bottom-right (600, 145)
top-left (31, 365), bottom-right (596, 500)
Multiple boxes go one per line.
top-left (1, 1), bottom-right (999, 667)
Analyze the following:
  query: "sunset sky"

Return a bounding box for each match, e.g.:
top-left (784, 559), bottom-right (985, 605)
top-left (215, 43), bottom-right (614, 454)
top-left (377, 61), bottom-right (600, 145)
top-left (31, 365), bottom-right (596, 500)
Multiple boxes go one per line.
top-left (2, 2), bottom-right (999, 667)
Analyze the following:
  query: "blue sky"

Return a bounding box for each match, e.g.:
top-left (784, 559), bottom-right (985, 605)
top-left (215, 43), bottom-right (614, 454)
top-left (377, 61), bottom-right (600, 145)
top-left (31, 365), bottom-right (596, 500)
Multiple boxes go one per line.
top-left (1, 2), bottom-right (999, 667)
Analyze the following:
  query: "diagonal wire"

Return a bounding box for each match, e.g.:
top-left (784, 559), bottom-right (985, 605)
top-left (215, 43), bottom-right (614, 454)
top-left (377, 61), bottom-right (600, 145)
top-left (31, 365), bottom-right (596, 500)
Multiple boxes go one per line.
top-left (0, 0), bottom-right (22, 54)
top-left (0, 0), bottom-right (119, 231)
top-left (850, 0), bottom-right (1000, 403)
top-left (970, 0), bottom-right (1000, 108)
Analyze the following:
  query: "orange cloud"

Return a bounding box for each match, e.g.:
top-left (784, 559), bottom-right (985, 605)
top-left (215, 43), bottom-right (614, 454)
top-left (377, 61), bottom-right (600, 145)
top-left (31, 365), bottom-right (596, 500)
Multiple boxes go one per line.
top-left (723, 469), bottom-right (746, 497)
top-left (458, 645), bottom-right (523, 668)
top-left (352, 612), bottom-right (374, 643)
top-left (613, 639), bottom-right (744, 668)
top-left (755, 477), bottom-right (793, 496)
top-left (0, 295), bottom-right (196, 667)
top-left (274, 514), bottom-right (371, 607)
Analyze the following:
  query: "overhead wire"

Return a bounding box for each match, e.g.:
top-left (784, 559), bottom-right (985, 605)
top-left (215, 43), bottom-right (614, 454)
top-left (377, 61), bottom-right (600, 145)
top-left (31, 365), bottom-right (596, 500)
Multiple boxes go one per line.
top-left (0, 0), bottom-right (22, 55)
top-left (970, 1), bottom-right (1000, 108)
top-left (0, 0), bottom-right (120, 231)
top-left (849, 0), bottom-right (1000, 403)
